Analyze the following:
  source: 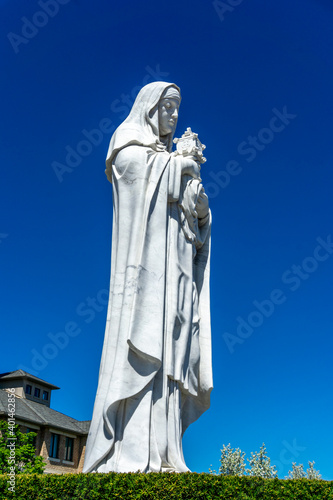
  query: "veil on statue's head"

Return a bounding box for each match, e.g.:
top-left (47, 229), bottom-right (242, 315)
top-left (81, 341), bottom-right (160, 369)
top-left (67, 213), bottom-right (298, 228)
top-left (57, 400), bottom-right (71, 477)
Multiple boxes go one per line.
top-left (105, 81), bottom-right (181, 182)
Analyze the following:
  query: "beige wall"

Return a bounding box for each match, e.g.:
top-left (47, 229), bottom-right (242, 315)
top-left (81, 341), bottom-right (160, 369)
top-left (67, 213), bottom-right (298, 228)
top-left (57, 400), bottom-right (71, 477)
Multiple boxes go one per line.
top-left (0, 379), bottom-right (52, 407)
top-left (0, 381), bottom-right (25, 398)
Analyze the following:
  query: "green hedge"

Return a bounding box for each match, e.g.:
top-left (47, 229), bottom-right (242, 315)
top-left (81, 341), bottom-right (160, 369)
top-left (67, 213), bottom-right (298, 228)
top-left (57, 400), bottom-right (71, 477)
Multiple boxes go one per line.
top-left (0, 473), bottom-right (333, 500)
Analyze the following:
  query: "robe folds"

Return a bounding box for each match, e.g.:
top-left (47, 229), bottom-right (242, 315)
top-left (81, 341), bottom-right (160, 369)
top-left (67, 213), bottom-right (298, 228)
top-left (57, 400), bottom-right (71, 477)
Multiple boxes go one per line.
top-left (83, 143), bottom-right (212, 473)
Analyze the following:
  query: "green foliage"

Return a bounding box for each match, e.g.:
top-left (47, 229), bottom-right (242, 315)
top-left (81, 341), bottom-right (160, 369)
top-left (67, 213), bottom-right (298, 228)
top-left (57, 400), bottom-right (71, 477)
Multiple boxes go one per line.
top-left (247, 443), bottom-right (277, 479)
top-left (286, 462), bottom-right (306, 479)
top-left (212, 442), bottom-right (321, 481)
top-left (307, 461), bottom-right (322, 480)
top-left (0, 473), bottom-right (332, 500)
top-left (287, 461), bottom-right (322, 480)
top-left (0, 421), bottom-right (45, 474)
top-left (210, 443), bottom-right (246, 476)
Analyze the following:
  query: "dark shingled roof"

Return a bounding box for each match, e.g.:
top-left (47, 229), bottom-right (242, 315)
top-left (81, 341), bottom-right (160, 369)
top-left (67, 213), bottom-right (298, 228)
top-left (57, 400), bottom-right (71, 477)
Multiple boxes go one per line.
top-left (76, 421), bottom-right (91, 433)
top-left (0, 370), bottom-right (60, 390)
top-left (0, 390), bottom-right (90, 435)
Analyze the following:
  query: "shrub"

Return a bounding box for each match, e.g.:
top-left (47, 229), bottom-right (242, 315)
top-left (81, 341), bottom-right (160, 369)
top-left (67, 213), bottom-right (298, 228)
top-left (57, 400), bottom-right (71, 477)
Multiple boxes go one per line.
top-left (0, 473), bottom-right (332, 500)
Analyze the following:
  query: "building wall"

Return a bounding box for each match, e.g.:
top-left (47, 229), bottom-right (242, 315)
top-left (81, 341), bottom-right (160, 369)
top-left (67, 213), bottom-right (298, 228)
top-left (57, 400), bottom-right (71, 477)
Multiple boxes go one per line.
top-left (0, 381), bottom-right (25, 399)
top-left (40, 428), bottom-right (86, 474)
top-left (77, 435), bottom-right (87, 473)
top-left (24, 382), bottom-right (52, 408)
top-left (0, 379), bottom-right (52, 407)
top-left (0, 416), bottom-right (87, 474)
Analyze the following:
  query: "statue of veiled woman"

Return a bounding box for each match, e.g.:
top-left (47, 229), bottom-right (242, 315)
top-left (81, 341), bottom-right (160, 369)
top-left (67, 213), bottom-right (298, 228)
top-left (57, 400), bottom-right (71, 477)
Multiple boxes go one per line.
top-left (83, 81), bottom-right (213, 473)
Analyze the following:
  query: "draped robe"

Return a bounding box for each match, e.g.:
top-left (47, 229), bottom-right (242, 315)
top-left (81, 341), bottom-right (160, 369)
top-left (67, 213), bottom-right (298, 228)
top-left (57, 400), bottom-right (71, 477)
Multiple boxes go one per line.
top-left (83, 83), bottom-right (212, 474)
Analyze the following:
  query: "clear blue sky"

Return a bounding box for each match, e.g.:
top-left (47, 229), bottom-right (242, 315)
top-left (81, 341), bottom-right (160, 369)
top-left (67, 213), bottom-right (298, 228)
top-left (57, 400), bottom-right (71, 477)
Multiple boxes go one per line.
top-left (1, 0), bottom-right (332, 480)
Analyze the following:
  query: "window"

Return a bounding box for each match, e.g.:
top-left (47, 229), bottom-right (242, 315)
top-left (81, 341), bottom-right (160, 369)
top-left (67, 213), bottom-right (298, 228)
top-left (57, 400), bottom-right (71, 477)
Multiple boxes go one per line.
top-left (42, 390), bottom-right (49, 401)
top-left (49, 433), bottom-right (59, 459)
top-left (26, 384), bottom-right (32, 395)
top-left (34, 387), bottom-right (40, 398)
top-left (65, 437), bottom-right (74, 462)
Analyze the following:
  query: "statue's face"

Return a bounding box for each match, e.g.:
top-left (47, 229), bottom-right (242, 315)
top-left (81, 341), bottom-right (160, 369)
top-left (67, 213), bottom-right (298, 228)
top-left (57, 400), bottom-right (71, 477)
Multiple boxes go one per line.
top-left (158, 98), bottom-right (180, 137)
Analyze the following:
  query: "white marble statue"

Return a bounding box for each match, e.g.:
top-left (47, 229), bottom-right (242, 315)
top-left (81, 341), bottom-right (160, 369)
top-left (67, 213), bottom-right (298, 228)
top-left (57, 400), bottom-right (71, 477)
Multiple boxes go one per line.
top-left (83, 82), bottom-right (213, 473)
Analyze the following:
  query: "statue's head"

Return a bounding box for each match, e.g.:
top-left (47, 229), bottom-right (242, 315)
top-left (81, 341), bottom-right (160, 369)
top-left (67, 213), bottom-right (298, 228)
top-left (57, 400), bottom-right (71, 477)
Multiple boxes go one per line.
top-left (134, 82), bottom-right (181, 149)
top-left (105, 82), bottom-right (181, 182)
top-left (158, 86), bottom-right (181, 140)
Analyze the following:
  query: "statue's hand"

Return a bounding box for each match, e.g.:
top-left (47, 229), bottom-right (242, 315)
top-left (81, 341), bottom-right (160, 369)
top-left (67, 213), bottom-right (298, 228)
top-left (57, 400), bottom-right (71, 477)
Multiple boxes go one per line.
top-left (180, 157), bottom-right (201, 179)
top-left (196, 189), bottom-right (209, 219)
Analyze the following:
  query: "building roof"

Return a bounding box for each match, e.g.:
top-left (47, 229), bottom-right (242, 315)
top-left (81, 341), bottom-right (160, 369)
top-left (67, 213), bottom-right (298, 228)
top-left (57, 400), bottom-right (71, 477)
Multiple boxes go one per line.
top-left (0, 390), bottom-right (90, 435)
top-left (76, 420), bottom-right (91, 433)
top-left (0, 370), bottom-right (60, 390)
